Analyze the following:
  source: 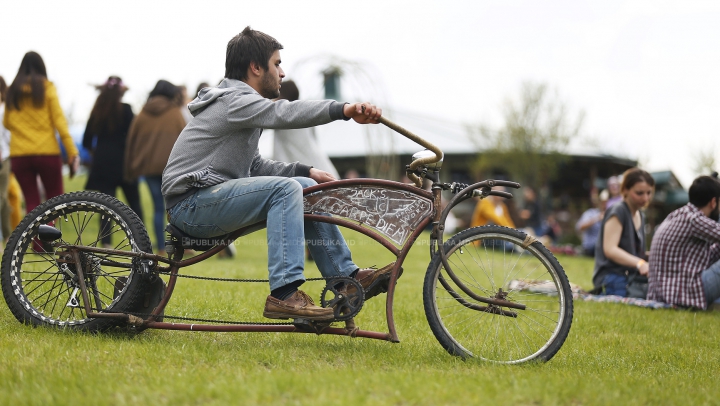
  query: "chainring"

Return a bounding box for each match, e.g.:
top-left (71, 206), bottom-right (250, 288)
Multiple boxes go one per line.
top-left (320, 277), bottom-right (365, 321)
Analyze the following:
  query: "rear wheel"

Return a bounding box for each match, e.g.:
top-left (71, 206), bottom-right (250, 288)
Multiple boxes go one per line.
top-left (1, 191), bottom-right (153, 331)
top-left (423, 226), bottom-right (573, 363)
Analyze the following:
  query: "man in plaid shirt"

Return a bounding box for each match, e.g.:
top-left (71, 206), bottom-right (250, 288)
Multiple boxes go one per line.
top-left (648, 176), bottom-right (720, 309)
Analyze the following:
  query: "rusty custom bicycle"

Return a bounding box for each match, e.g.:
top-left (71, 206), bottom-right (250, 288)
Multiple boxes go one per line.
top-left (1, 116), bottom-right (573, 364)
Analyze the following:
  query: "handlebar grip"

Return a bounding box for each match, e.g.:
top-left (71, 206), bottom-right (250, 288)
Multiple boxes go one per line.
top-left (471, 190), bottom-right (514, 199)
top-left (490, 191), bottom-right (514, 199)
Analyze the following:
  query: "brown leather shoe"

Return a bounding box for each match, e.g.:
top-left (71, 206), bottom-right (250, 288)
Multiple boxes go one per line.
top-left (263, 290), bottom-right (335, 321)
top-left (351, 262), bottom-right (402, 300)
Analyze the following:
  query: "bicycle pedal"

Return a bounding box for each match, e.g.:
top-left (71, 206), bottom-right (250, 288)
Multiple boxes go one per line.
top-left (292, 318), bottom-right (330, 334)
top-left (292, 318), bottom-right (315, 332)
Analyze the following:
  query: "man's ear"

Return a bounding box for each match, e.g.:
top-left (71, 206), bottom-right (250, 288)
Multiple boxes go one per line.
top-left (248, 61), bottom-right (262, 78)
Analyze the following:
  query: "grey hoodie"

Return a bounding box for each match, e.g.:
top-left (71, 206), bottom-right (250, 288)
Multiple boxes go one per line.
top-left (161, 79), bottom-right (347, 208)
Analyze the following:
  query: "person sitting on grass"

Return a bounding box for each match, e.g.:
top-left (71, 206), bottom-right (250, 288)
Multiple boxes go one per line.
top-left (592, 168), bottom-right (655, 297)
top-left (161, 26), bottom-right (393, 322)
top-left (648, 175), bottom-right (720, 310)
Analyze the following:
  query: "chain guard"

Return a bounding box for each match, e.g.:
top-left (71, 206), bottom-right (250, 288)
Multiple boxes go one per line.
top-left (320, 277), bottom-right (365, 321)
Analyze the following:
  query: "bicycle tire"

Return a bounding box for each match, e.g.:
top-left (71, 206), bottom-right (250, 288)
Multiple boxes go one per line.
top-left (423, 225), bottom-right (573, 363)
top-left (1, 191), bottom-right (153, 331)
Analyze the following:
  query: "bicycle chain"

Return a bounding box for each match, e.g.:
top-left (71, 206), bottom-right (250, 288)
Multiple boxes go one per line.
top-left (144, 271), bottom-right (355, 325)
top-left (155, 270), bottom-right (348, 284)
top-left (122, 311), bottom-right (293, 326)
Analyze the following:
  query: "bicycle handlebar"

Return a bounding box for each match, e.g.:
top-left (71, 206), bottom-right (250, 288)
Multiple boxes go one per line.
top-left (378, 116), bottom-right (443, 188)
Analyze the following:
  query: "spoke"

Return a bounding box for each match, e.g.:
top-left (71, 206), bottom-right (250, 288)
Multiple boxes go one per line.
top-left (510, 313), bottom-right (536, 357)
top-left (20, 258), bottom-right (60, 265)
top-left (77, 211), bottom-right (96, 244)
top-left (500, 243), bottom-right (527, 289)
top-left (517, 311), bottom-right (557, 334)
top-left (450, 251), bottom-right (494, 296)
top-left (452, 240), bottom-right (488, 291)
top-left (523, 305), bottom-right (563, 324)
top-left (21, 264), bottom-right (60, 285)
top-left (23, 269), bottom-right (63, 297)
top-left (481, 239), bottom-right (497, 292)
top-left (450, 243), bottom-right (496, 295)
top-left (35, 275), bottom-right (67, 313)
top-left (443, 265), bottom-right (494, 298)
top-left (21, 277), bottom-right (61, 283)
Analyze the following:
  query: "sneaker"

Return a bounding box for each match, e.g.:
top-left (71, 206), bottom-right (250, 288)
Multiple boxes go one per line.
top-left (263, 290), bottom-right (335, 321)
top-left (351, 262), bottom-right (403, 300)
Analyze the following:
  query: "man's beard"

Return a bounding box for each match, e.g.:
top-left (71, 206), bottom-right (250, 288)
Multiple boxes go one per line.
top-left (259, 71), bottom-right (280, 99)
top-left (711, 205), bottom-right (720, 222)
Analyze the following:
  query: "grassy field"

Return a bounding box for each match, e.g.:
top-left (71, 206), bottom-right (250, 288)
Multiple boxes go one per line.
top-left (0, 175), bottom-right (718, 405)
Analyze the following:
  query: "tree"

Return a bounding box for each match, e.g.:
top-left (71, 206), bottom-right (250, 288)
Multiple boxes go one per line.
top-left (691, 144), bottom-right (717, 176)
top-left (472, 82), bottom-right (584, 188)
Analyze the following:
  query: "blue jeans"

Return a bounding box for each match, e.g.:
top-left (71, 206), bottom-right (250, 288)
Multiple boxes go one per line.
top-left (145, 175), bottom-right (166, 250)
top-left (167, 176), bottom-right (357, 291)
top-left (701, 258), bottom-right (720, 306)
top-left (602, 273), bottom-right (628, 296)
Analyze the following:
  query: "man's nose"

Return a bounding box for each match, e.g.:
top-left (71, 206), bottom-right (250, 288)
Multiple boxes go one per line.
top-left (279, 67), bottom-right (285, 78)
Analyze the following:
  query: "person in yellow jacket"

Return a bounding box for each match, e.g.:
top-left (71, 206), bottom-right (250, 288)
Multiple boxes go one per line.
top-left (3, 51), bottom-right (79, 213)
top-left (470, 193), bottom-right (516, 229)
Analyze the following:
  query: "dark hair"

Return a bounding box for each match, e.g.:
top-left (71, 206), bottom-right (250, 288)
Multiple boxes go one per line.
top-left (689, 176), bottom-right (720, 208)
top-left (148, 79), bottom-right (181, 103)
top-left (279, 80), bottom-right (299, 101)
top-left (6, 51), bottom-right (48, 110)
top-left (225, 26), bottom-right (283, 81)
top-left (621, 167), bottom-right (655, 191)
top-left (88, 76), bottom-right (126, 134)
top-left (0, 76), bottom-right (6, 103)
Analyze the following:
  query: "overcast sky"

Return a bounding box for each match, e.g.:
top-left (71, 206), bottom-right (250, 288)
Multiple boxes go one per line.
top-left (1, 0), bottom-right (719, 187)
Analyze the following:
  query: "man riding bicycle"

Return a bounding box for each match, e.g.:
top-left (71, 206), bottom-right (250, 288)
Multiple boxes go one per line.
top-left (162, 26), bottom-right (392, 321)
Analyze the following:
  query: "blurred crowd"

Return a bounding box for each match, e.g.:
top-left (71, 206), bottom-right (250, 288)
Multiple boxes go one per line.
top-left (2, 50), bottom-right (719, 310)
top-left (0, 51), bottom-right (208, 255)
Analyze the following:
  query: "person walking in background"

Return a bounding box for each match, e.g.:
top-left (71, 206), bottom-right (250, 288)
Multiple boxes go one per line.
top-left (605, 175), bottom-right (622, 208)
top-left (125, 80), bottom-right (186, 255)
top-left (592, 168), bottom-right (654, 297)
top-left (3, 51), bottom-right (79, 215)
top-left (83, 76), bottom-right (143, 247)
top-left (0, 76), bottom-right (11, 241)
top-left (273, 80), bottom-right (340, 179)
top-left (576, 189), bottom-right (609, 257)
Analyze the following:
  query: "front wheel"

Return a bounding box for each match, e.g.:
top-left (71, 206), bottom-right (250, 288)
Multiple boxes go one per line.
top-left (423, 226), bottom-right (573, 363)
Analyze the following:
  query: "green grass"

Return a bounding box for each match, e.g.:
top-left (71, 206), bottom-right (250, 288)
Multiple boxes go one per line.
top-left (1, 175), bottom-right (718, 405)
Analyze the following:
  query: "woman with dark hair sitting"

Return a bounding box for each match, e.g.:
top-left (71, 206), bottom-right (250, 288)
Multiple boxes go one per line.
top-left (593, 167), bottom-right (655, 297)
top-left (3, 51), bottom-right (79, 214)
top-left (125, 80), bottom-right (186, 255)
top-left (83, 76), bottom-right (144, 247)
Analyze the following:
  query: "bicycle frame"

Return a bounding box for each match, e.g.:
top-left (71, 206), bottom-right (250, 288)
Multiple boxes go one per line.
top-left (62, 178), bottom-right (439, 342)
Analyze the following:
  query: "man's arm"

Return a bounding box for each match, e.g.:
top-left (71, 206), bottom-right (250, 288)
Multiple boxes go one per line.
top-left (227, 90), bottom-right (381, 130)
top-left (227, 94), bottom-right (345, 130)
top-left (576, 209), bottom-right (601, 232)
top-left (690, 215), bottom-right (720, 244)
top-left (249, 149), bottom-right (311, 178)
